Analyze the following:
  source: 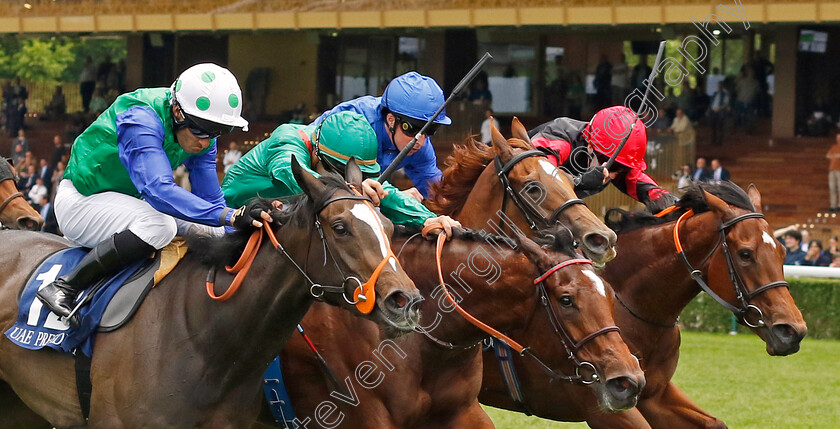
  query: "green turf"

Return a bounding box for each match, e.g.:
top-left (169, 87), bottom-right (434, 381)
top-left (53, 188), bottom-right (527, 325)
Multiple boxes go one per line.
top-left (484, 331), bottom-right (840, 428)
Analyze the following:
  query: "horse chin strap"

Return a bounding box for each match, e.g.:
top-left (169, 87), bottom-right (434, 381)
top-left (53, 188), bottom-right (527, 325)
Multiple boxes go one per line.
top-left (494, 151), bottom-right (586, 235)
top-left (672, 209), bottom-right (790, 328)
top-left (425, 231), bottom-right (618, 385)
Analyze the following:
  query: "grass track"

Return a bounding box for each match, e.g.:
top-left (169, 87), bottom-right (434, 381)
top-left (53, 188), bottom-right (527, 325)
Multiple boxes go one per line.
top-left (485, 331), bottom-right (840, 428)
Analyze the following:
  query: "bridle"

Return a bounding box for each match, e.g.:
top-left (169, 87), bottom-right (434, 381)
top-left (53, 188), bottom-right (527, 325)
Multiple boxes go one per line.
top-left (494, 150), bottom-right (586, 234)
top-left (206, 187), bottom-right (397, 314)
top-left (669, 207), bottom-right (789, 328)
top-left (423, 231), bottom-right (620, 385)
top-left (0, 191), bottom-right (24, 218)
top-left (0, 160), bottom-right (25, 220)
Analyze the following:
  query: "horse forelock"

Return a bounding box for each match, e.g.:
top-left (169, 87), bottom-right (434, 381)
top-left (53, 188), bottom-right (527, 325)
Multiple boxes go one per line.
top-left (606, 181), bottom-right (755, 234)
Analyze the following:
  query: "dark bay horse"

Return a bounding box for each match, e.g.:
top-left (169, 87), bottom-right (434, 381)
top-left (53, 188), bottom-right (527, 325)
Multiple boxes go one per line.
top-left (254, 226), bottom-right (643, 429)
top-left (0, 158), bottom-right (43, 230)
top-left (427, 119), bottom-right (617, 265)
top-left (479, 183), bottom-right (807, 428)
top-left (0, 160), bottom-right (422, 428)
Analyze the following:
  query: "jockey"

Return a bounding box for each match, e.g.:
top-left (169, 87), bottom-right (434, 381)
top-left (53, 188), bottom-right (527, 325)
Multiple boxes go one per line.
top-left (37, 63), bottom-right (271, 325)
top-left (223, 110), bottom-right (460, 232)
top-left (311, 72), bottom-right (451, 202)
top-left (529, 105), bottom-right (677, 213)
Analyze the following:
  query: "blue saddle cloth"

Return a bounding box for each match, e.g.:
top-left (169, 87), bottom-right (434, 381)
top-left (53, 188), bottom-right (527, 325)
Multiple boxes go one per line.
top-left (4, 247), bottom-right (146, 357)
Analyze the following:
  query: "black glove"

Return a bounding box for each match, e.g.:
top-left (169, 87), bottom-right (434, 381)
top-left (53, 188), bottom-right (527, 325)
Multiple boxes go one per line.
top-left (574, 166), bottom-right (608, 193)
top-left (645, 189), bottom-right (679, 214)
top-left (229, 199), bottom-right (272, 230)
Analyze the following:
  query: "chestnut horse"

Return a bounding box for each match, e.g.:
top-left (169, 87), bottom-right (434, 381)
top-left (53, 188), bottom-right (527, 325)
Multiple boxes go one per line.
top-left (479, 182), bottom-right (807, 428)
top-left (0, 158), bottom-right (43, 230)
top-left (0, 161), bottom-right (422, 428)
top-left (427, 119), bottom-right (617, 265)
top-left (253, 225), bottom-right (643, 429)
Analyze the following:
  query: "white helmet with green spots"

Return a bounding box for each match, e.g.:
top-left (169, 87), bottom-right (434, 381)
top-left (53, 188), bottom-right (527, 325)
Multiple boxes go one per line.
top-left (170, 63), bottom-right (249, 133)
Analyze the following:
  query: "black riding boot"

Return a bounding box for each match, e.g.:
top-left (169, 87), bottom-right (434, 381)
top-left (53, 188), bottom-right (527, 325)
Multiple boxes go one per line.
top-left (36, 230), bottom-right (155, 324)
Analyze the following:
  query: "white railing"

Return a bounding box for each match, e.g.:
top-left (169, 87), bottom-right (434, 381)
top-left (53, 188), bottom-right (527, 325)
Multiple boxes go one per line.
top-left (783, 265), bottom-right (840, 279)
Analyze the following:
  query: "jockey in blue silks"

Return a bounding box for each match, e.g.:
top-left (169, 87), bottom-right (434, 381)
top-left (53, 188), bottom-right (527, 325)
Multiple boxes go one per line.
top-left (311, 72), bottom-right (451, 202)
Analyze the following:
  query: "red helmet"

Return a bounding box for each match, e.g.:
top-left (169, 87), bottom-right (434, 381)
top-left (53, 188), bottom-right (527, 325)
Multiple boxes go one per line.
top-left (584, 106), bottom-right (647, 170)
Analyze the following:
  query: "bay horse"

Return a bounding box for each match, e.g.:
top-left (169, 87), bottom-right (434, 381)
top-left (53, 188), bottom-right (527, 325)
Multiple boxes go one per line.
top-left (427, 119), bottom-right (617, 266)
top-left (0, 160), bottom-right (422, 428)
top-left (254, 225), bottom-right (643, 428)
top-left (0, 158), bottom-right (43, 230)
top-left (479, 182), bottom-right (807, 428)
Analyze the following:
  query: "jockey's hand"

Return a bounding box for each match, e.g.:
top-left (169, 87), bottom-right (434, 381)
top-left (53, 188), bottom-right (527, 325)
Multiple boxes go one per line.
top-left (646, 189), bottom-right (679, 214)
top-left (574, 166), bottom-right (609, 191)
top-left (404, 187), bottom-right (424, 202)
top-left (361, 179), bottom-right (389, 206)
top-left (423, 215), bottom-right (461, 239)
top-left (230, 199), bottom-right (274, 230)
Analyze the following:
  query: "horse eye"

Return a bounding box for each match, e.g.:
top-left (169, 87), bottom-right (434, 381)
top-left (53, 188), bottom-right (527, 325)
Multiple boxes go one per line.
top-left (559, 295), bottom-right (574, 307)
top-left (332, 223), bottom-right (348, 236)
top-left (738, 249), bottom-right (753, 260)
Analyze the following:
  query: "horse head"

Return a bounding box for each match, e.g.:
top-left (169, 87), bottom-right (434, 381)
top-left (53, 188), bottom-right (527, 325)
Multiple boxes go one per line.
top-left (513, 226), bottom-right (644, 411)
top-left (488, 119), bottom-right (617, 265)
top-left (0, 159), bottom-right (43, 231)
top-left (291, 156), bottom-right (421, 337)
top-left (702, 184), bottom-right (806, 356)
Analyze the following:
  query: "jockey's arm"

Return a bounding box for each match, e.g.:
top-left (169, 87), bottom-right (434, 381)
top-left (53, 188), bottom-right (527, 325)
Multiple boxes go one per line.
top-left (401, 138), bottom-right (442, 200)
top-left (184, 143), bottom-right (227, 208)
top-left (117, 107), bottom-right (233, 227)
top-left (265, 139), bottom-right (318, 196)
top-left (612, 168), bottom-right (677, 213)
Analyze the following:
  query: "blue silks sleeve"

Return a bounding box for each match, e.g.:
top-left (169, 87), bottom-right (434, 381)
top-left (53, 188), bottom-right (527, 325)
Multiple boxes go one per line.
top-left (183, 144), bottom-right (227, 208)
top-left (116, 106), bottom-right (231, 226)
top-left (402, 138), bottom-right (442, 198)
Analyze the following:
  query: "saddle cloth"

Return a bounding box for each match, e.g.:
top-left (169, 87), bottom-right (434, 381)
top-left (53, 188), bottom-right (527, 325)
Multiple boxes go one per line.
top-left (4, 239), bottom-right (188, 357)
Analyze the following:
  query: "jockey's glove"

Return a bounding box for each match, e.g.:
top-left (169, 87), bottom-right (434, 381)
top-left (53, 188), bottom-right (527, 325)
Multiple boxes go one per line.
top-left (574, 166), bottom-right (609, 193)
top-left (229, 199), bottom-right (274, 230)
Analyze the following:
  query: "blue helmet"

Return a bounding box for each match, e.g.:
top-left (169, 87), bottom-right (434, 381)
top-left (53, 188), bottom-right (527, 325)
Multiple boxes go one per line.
top-left (380, 72), bottom-right (452, 126)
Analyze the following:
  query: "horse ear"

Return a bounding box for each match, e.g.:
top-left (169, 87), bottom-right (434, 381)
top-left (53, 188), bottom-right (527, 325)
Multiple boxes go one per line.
top-left (702, 190), bottom-right (734, 219)
top-left (291, 155), bottom-right (326, 198)
top-left (345, 157), bottom-right (363, 190)
top-left (491, 120), bottom-right (514, 160)
top-left (511, 117), bottom-right (534, 149)
top-left (747, 183), bottom-right (763, 213)
top-left (509, 225), bottom-right (548, 267)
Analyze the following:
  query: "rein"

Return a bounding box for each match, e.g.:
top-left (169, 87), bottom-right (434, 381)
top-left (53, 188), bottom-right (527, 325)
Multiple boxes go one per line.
top-left (206, 187), bottom-right (396, 314)
top-left (665, 207), bottom-right (789, 328)
top-left (494, 150), bottom-right (586, 234)
top-left (428, 230), bottom-right (618, 385)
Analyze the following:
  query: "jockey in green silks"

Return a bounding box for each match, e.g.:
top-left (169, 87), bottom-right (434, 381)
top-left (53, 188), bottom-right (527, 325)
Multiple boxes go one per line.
top-left (222, 111), bottom-right (460, 233)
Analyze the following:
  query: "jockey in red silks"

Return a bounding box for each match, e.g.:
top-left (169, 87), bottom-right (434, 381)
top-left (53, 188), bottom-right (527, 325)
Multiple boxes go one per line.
top-left (528, 105), bottom-right (677, 213)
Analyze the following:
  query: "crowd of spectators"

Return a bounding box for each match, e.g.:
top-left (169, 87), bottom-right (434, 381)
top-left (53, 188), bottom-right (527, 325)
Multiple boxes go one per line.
top-left (774, 225), bottom-right (840, 267)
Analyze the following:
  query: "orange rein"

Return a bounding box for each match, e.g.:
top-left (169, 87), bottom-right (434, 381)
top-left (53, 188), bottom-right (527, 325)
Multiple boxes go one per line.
top-left (654, 205), bottom-right (695, 253)
top-left (429, 226), bottom-right (527, 354)
top-left (206, 223), bottom-right (281, 302)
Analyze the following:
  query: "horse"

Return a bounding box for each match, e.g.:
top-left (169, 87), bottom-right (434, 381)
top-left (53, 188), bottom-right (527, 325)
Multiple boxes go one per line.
top-left (478, 182), bottom-right (808, 428)
top-left (0, 159), bottom-right (422, 428)
top-left (0, 158), bottom-right (43, 230)
top-left (427, 119), bottom-right (617, 266)
top-left (252, 224), bottom-right (643, 428)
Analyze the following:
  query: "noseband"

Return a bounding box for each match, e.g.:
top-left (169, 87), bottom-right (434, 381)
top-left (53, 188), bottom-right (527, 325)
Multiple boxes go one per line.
top-left (426, 232), bottom-right (619, 385)
top-left (672, 209), bottom-right (790, 328)
top-left (494, 150), bottom-right (586, 234)
top-left (0, 190), bottom-right (25, 218)
top-left (0, 161), bottom-right (25, 219)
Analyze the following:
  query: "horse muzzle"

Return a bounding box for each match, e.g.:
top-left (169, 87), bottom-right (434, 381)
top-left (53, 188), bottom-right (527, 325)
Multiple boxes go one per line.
top-left (765, 322), bottom-right (807, 356)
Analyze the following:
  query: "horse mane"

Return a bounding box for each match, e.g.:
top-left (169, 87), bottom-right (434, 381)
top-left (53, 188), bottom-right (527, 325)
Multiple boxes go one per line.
top-left (187, 173), bottom-right (353, 268)
top-left (426, 136), bottom-right (533, 216)
top-left (605, 181), bottom-right (756, 234)
top-left (393, 223), bottom-right (577, 257)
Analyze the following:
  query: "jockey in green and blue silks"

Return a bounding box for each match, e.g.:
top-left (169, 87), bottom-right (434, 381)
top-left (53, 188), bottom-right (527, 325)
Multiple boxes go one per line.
top-left (37, 63), bottom-right (271, 327)
top-left (310, 72), bottom-right (451, 202)
top-left (223, 111), bottom-right (460, 233)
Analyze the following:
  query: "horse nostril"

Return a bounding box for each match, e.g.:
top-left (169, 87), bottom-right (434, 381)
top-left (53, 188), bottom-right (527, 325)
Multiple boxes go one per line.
top-left (584, 233), bottom-right (608, 250)
top-left (386, 292), bottom-right (409, 310)
top-left (772, 324), bottom-right (801, 344)
top-left (17, 217), bottom-right (41, 231)
top-left (606, 377), bottom-right (640, 401)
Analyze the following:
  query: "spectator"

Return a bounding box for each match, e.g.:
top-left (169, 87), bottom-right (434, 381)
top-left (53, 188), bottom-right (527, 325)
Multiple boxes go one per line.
top-left (544, 56), bottom-right (569, 117)
top-left (693, 79), bottom-right (709, 118)
top-left (222, 141), bottom-right (242, 174)
top-left (594, 55), bottom-right (612, 110)
top-left (51, 161), bottom-right (65, 202)
top-left (735, 66), bottom-right (759, 131)
top-left (11, 128), bottom-right (28, 158)
top-left (11, 141), bottom-right (25, 166)
top-left (803, 239), bottom-right (832, 266)
top-left (830, 254), bottom-right (840, 268)
top-left (468, 77), bottom-right (492, 107)
top-left (49, 135), bottom-right (65, 170)
top-left (43, 86), bottom-right (66, 120)
top-left (28, 177), bottom-right (48, 204)
top-left (16, 165), bottom-right (32, 193)
top-left (677, 81), bottom-right (695, 120)
top-left (672, 164), bottom-right (692, 190)
top-left (12, 78), bottom-right (28, 102)
top-left (709, 81), bottom-right (730, 146)
top-left (710, 158), bottom-right (731, 182)
top-left (79, 56), bottom-right (96, 113)
top-left (96, 54), bottom-right (113, 84)
top-left (651, 108), bottom-right (671, 131)
top-left (38, 158), bottom-right (52, 189)
top-left (565, 73), bottom-right (585, 118)
top-left (752, 51), bottom-right (774, 117)
top-left (669, 108), bottom-right (695, 147)
top-left (89, 88), bottom-right (108, 116)
top-left (630, 54), bottom-right (651, 93)
top-left (38, 194), bottom-right (59, 234)
top-left (6, 97), bottom-right (26, 137)
top-left (827, 236), bottom-right (840, 257)
top-left (692, 157), bottom-right (711, 182)
top-left (781, 230), bottom-right (807, 265)
top-left (480, 108), bottom-right (500, 145)
top-left (659, 87), bottom-right (678, 121)
top-left (800, 230), bottom-right (811, 252)
top-left (826, 133), bottom-right (840, 212)
top-left (611, 53), bottom-right (629, 105)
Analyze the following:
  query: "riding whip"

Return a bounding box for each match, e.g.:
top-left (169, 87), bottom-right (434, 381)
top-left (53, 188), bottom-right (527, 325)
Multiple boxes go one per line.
top-left (378, 52), bottom-right (493, 184)
top-left (603, 40), bottom-right (666, 170)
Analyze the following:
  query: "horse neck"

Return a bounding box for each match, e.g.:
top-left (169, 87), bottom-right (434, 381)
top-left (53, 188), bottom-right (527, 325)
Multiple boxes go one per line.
top-left (400, 237), bottom-right (537, 348)
top-left (183, 226), bottom-right (316, 377)
top-left (457, 164), bottom-right (531, 235)
top-left (606, 211), bottom-right (721, 324)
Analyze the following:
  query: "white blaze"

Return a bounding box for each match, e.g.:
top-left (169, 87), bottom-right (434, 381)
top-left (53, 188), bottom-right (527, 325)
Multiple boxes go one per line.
top-left (539, 159), bottom-right (567, 185)
top-left (582, 269), bottom-right (606, 297)
top-left (762, 231), bottom-right (777, 249)
top-left (349, 203), bottom-right (397, 269)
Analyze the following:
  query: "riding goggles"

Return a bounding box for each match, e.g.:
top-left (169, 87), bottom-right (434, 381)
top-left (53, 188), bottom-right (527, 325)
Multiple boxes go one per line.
top-left (396, 115), bottom-right (438, 137)
top-left (174, 103), bottom-right (235, 139)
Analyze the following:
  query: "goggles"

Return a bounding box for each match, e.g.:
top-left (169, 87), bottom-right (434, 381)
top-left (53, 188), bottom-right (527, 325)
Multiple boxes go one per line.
top-left (395, 115), bottom-right (438, 137)
top-left (173, 102), bottom-right (235, 140)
